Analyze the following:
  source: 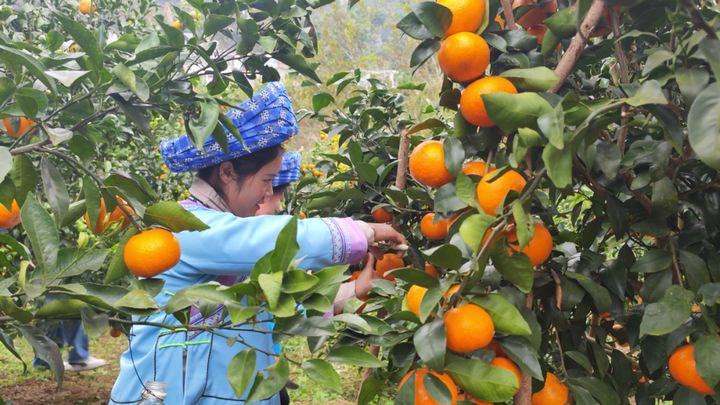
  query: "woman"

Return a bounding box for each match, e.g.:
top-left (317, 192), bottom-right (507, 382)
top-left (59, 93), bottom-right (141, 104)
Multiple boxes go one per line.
top-left (109, 82), bottom-right (405, 404)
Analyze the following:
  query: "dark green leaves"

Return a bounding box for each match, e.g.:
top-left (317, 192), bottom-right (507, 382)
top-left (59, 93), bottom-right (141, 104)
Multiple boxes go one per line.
top-left (472, 294), bottom-right (532, 336)
top-left (56, 14), bottom-right (103, 74)
top-left (203, 15), bottom-right (235, 37)
top-left (413, 318), bottom-right (446, 372)
top-left (483, 92), bottom-right (553, 133)
top-left (491, 243), bottom-right (534, 293)
top-left (327, 346), bottom-right (384, 368)
top-left (688, 83), bottom-right (720, 170)
top-left (630, 250), bottom-right (672, 274)
top-left (639, 285), bottom-right (693, 336)
top-left (695, 335), bottom-right (720, 389)
top-left (20, 194), bottom-right (59, 274)
top-left (302, 359), bottom-right (342, 393)
top-left (228, 349), bottom-right (257, 399)
top-left (412, 2), bottom-right (452, 37)
top-left (246, 357), bottom-right (289, 403)
top-left (445, 355), bottom-right (518, 403)
top-left (0, 45), bottom-right (57, 93)
top-left (188, 100), bottom-right (220, 149)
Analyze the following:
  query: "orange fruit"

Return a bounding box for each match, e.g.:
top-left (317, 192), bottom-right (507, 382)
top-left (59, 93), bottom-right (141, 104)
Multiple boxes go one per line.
top-left (692, 305), bottom-right (701, 312)
top-left (437, 32), bottom-right (490, 83)
top-left (79, 0), bottom-right (96, 14)
top-left (444, 303), bottom-right (494, 352)
top-left (3, 117), bottom-right (35, 138)
top-left (460, 77), bottom-right (518, 127)
top-left (420, 213), bottom-right (450, 241)
top-left (669, 344), bottom-right (716, 395)
top-left (84, 197), bottom-right (134, 235)
top-left (399, 368), bottom-right (458, 405)
top-left (409, 140), bottom-right (454, 188)
top-left (508, 222), bottom-right (553, 266)
top-left (407, 285), bottom-right (428, 318)
top-left (527, 24), bottom-right (548, 44)
top-left (639, 376), bottom-right (648, 383)
top-left (425, 263), bottom-right (440, 278)
top-left (350, 271), bottom-right (361, 281)
top-left (532, 372), bottom-right (571, 405)
top-left (495, 14), bottom-right (505, 30)
top-left (376, 252), bottom-right (404, 282)
top-left (514, 0), bottom-right (557, 28)
top-left (475, 169), bottom-right (527, 215)
top-left (491, 357), bottom-right (521, 394)
top-left (68, 42), bottom-right (79, 52)
top-left (462, 160), bottom-right (492, 177)
top-left (372, 206), bottom-right (394, 223)
top-left (444, 284), bottom-right (461, 301)
top-left (109, 328), bottom-right (122, 338)
top-left (170, 19), bottom-right (184, 30)
top-left (123, 228), bottom-right (181, 278)
top-left (298, 211), bottom-right (307, 219)
top-left (0, 199), bottom-right (21, 229)
top-left (437, 0), bottom-right (485, 36)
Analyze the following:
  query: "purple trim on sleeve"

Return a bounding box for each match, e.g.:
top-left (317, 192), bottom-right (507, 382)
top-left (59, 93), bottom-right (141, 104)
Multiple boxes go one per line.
top-left (320, 218), bottom-right (367, 265)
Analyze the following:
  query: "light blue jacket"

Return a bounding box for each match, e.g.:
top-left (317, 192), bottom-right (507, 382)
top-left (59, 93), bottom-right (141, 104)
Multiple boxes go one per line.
top-left (109, 207), bottom-right (364, 404)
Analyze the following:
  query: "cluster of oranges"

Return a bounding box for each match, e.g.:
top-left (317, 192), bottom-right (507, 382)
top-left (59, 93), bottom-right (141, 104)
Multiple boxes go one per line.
top-left (301, 163), bottom-right (323, 177)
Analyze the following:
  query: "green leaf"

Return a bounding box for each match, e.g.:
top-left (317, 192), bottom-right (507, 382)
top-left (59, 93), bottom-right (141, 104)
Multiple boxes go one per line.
top-left (104, 228), bottom-right (137, 284)
top-left (459, 213), bottom-right (496, 253)
top-left (483, 92), bottom-right (553, 133)
top-left (423, 244), bottom-right (463, 270)
top-left (639, 285), bottom-right (693, 336)
top-left (455, 173), bottom-right (477, 208)
top-left (20, 194), bottom-right (59, 274)
top-left (281, 270), bottom-right (319, 294)
top-left (188, 100), bottom-right (220, 149)
top-left (413, 2), bottom-right (452, 37)
top-left (565, 272), bottom-right (612, 313)
top-left (443, 137), bottom-right (464, 176)
top-left (114, 289), bottom-right (159, 312)
top-left (40, 157), bottom-right (69, 225)
top-left (679, 251), bottom-right (711, 293)
top-left (434, 184), bottom-right (466, 212)
top-left (327, 346), bottom-right (383, 368)
top-left (396, 11), bottom-right (435, 40)
top-left (236, 19), bottom-right (259, 54)
top-left (500, 67), bottom-right (560, 91)
top-left (270, 216), bottom-right (299, 273)
top-left (595, 142), bottom-right (621, 178)
top-left (272, 53), bottom-right (320, 83)
top-left (410, 38), bottom-right (441, 68)
top-left (511, 202), bottom-right (532, 249)
top-left (357, 375), bottom-right (382, 405)
top-left (491, 242), bottom-right (534, 293)
top-left (675, 67), bottom-right (709, 104)
top-left (445, 355), bottom-right (518, 403)
top-left (143, 201), bottom-right (209, 232)
top-left (203, 14), bottom-right (235, 37)
top-left (642, 49), bottom-right (674, 76)
top-left (111, 64), bottom-right (149, 102)
top-left (542, 143), bottom-right (573, 188)
top-left (699, 38), bottom-right (720, 79)
top-left (15, 88), bottom-right (48, 118)
top-left (413, 318), bottom-right (446, 372)
top-left (0, 148), bottom-right (11, 185)
top-left (80, 308), bottom-right (109, 339)
top-left (472, 294), bottom-right (531, 336)
top-left (302, 359), bottom-right (343, 393)
top-left (36, 299), bottom-right (87, 318)
top-left (18, 325), bottom-right (63, 387)
top-left (312, 92), bottom-right (334, 112)
top-left (0, 297), bottom-right (32, 323)
top-left (695, 334), bottom-right (720, 388)
top-left (228, 349), bottom-right (256, 399)
top-left (259, 272), bottom-right (283, 310)
top-left (11, 154), bottom-right (38, 204)
top-left (499, 336), bottom-right (544, 380)
top-left (537, 103), bottom-right (565, 150)
top-left (630, 249), bottom-right (672, 273)
top-left (0, 77), bottom-right (15, 106)
top-left (0, 45), bottom-right (57, 93)
top-left (45, 70), bottom-right (90, 88)
top-left (55, 14), bottom-right (103, 74)
top-left (688, 83), bottom-right (720, 170)
top-left (390, 268), bottom-right (438, 288)
top-left (624, 80), bottom-right (667, 106)
top-left (246, 357), bottom-right (289, 403)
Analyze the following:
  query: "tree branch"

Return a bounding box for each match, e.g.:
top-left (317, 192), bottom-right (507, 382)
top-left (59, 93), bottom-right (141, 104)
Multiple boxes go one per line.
top-left (500, 0), bottom-right (517, 30)
top-left (680, 0), bottom-right (718, 40)
top-left (610, 5), bottom-right (631, 156)
top-left (550, 0), bottom-right (607, 93)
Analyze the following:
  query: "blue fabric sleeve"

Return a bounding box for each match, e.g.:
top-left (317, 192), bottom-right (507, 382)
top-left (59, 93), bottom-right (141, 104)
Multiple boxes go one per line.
top-left (174, 209), bottom-right (347, 276)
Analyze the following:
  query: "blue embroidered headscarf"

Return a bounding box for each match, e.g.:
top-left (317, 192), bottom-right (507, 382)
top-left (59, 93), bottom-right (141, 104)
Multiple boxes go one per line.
top-left (272, 151), bottom-right (301, 188)
top-left (160, 82), bottom-right (298, 173)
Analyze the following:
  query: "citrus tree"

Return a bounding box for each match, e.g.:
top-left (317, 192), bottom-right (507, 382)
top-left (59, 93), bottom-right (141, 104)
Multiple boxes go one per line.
top-left (0, 0), bottom-right (367, 398)
top-left (298, 0), bottom-right (720, 404)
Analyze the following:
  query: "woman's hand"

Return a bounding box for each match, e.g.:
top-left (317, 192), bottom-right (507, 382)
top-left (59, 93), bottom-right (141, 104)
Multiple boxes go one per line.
top-left (366, 223), bottom-right (407, 259)
top-left (354, 254), bottom-right (378, 300)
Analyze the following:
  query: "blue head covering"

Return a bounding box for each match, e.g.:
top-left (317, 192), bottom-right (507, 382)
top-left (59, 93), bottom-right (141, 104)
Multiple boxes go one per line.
top-left (160, 82), bottom-right (298, 173)
top-left (272, 152), bottom-right (301, 188)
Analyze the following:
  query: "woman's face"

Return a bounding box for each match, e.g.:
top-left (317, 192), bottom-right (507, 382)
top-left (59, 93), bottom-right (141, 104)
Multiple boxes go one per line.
top-left (256, 191), bottom-right (284, 215)
top-left (219, 154), bottom-right (283, 217)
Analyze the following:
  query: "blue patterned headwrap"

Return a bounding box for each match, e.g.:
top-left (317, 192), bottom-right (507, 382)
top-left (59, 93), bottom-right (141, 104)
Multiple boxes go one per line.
top-left (272, 152), bottom-right (301, 188)
top-left (160, 82), bottom-right (298, 173)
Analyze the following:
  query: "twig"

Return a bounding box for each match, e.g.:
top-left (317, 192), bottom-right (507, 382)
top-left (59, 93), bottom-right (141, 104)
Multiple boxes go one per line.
top-left (668, 237), bottom-right (684, 287)
top-left (514, 290), bottom-right (534, 404)
top-left (554, 328), bottom-right (567, 376)
top-left (610, 6), bottom-right (631, 156)
top-left (485, 148), bottom-right (495, 175)
top-left (395, 129), bottom-right (410, 193)
top-left (550, 269), bottom-right (562, 310)
top-left (500, 0), bottom-right (517, 30)
top-left (549, 0), bottom-right (607, 93)
top-left (680, 0), bottom-right (718, 40)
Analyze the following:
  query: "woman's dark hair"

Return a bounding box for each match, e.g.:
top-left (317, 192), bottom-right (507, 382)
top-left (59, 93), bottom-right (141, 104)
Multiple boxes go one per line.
top-left (198, 144), bottom-right (283, 196)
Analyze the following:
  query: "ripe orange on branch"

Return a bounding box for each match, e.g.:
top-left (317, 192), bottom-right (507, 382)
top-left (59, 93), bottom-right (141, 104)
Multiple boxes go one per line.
top-left (79, 0), bottom-right (96, 14)
top-left (0, 199), bottom-right (21, 229)
top-left (85, 197), bottom-right (134, 235)
top-left (669, 344), bottom-right (716, 395)
top-left (491, 357), bottom-right (522, 395)
top-left (407, 285), bottom-right (427, 318)
top-left (531, 372), bottom-right (570, 405)
top-left (3, 117), bottom-right (35, 138)
top-left (437, 32), bottom-right (490, 83)
top-left (371, 206), bottom-right (393, 223)
top-left (420, 213), bottom-right (450, 240)
top-left (508, 222), bottom-right (553, 266)
top-left (398, 368), bottom-right (458, 405)
top-left (409, 140), bottom-right (454, 188)
top-left (375, 252), bottom-right (405, 281)
top-left (460, 77), bottom-right (518, 127)
top-left (475, 169), bottom-right (527, 215)
top-left (513, 0), bottom-right (558, 28)
top-left (444, 303), bottom-right (494, 352)
top-left (437, 0), bottom-right (485, 36)
top-left (462, 160), bottom-right (492, 178)
top-left (123, 228), bottom-right (181, 278)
